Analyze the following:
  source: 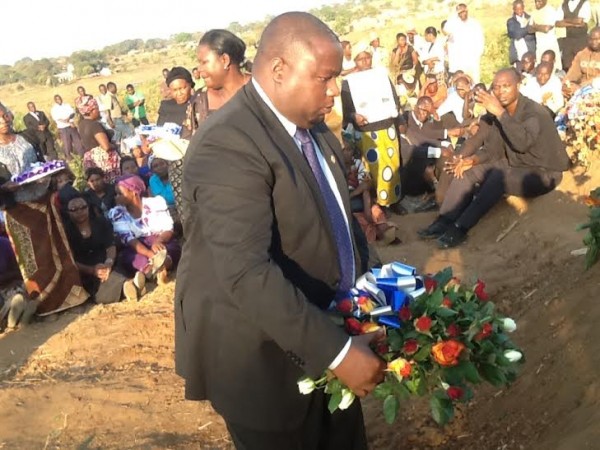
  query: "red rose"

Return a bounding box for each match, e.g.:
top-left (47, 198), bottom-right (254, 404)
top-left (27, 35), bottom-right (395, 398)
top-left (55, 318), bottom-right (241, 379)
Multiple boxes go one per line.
top-left (424, 277), bottom-right (437, 293)
top-left (403, 339), bottom-right (419, 355)
top-left (474, 279), bottom-right (489, 301)
top-left (414, 315), bottom-right (433, 333)
top-left (376, 343), bottom-right (390, 355)
top-left (432, 340), bottom-right (465, 367)
top-left (442, 297), bottom-right (453, 308)
top-left (475, 322), bottom-right (493, 341)
top-left (447, 386), bottom-right (464, 401)
top-left (345, 318), bottom-right (362, 335)
top-left (399, 305), bottom-right (412, 321)
top-left (336, 298), bottom-right (354, 314)
top-left (446, 323), bottom-right (461, 338)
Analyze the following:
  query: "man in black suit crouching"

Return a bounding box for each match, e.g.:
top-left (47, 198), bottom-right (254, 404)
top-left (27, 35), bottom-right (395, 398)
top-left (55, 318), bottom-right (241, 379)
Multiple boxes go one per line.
top-left (175, 11), bottom-right (386, 450)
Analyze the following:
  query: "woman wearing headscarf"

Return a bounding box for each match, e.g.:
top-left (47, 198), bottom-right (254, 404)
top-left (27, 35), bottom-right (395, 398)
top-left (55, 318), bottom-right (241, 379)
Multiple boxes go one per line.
top-left (76, 96), bottom-right (121, 183)
top-left (154, 32), bottom-right (251, 229)
top-left (0, 103), bottom-right (88, 316)
top-left (108, 175), bottom-right (180, 285)
top-left (341, 43), bottom-right (404, 209)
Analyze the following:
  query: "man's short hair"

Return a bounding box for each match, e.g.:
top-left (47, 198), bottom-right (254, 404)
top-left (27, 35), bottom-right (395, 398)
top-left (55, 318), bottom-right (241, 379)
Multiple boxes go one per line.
top-left (396, 32), bottom-right (407, 40)
top-left (425, 26), bottom-right (437, 37)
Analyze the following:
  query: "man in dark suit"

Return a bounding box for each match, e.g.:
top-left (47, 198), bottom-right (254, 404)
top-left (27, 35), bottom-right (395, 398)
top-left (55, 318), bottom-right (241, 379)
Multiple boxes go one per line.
top-left (507, 0), bottom-right (536, 65)
top-left (419, 68), bottom-right (570, 248)
top-left (401, 96), bottom-right (450, 199)
top-left (175, 12), bottom-right (385, 450)
top-left (23, 102), bottom-right (57, 160)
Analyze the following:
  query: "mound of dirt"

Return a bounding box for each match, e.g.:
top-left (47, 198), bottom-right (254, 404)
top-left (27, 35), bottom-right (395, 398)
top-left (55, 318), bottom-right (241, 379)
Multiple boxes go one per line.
top-left (0, 165), bottom-right (599, 449)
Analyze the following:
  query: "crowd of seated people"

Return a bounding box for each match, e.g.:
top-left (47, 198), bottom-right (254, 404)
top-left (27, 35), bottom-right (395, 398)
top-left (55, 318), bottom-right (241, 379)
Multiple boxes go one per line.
top-left (0, 29), bottom-right (253, 330)
top-left (0, 14), bottom-right (597, 330)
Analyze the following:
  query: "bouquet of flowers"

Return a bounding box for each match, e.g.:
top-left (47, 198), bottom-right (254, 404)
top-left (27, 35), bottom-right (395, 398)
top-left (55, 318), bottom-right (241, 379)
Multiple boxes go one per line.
top-left (579, 187), bottom-right (600, 269)
top-left (557, 84), bottom-right (600, 167)
top-left (298, 263), bottom-right (524, 426)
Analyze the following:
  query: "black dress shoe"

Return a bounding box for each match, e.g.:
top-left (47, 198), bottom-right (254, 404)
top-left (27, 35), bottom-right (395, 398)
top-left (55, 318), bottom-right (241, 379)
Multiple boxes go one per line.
top-left (437, 225), bottom-right (468, 248)
top-left (417, 219), bottom-right (450, 239)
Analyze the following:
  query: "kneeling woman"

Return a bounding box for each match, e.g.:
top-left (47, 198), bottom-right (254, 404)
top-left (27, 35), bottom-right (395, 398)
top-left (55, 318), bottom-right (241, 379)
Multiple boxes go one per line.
top-left (65, 194), bottom-right (144, 303)
top-left (108, 175), bottom-right (180, 284)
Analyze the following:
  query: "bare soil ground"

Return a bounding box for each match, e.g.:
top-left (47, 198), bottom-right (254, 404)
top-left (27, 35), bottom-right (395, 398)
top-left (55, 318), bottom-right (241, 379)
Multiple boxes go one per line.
top-left (1, 164), bottom-right (599, 450)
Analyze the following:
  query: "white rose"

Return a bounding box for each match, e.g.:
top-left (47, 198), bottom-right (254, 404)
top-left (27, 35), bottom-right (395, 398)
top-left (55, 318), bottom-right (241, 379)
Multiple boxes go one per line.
top-left (504, 350), bottom-right (523, 363)
top-left (338, 388), bottom-right (356, 410)
top-left (297, 377), bottom-right (316, 395)
top-left (501, 318), bottom-right (517, 333)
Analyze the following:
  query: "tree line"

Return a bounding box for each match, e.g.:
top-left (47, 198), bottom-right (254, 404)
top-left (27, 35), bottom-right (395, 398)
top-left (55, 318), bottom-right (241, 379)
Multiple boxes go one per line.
top-left (0, 33), bottom-right (200, 87)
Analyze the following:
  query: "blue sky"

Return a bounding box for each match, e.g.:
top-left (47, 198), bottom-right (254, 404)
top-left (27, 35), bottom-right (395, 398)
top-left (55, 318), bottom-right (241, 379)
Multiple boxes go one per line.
top-left (3, 0), bottom-right (340, 65)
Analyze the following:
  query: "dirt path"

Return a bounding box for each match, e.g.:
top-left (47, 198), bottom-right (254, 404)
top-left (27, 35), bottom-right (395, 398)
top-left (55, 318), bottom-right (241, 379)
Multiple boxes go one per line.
top-left (1, 167), bottom-right (599, 449)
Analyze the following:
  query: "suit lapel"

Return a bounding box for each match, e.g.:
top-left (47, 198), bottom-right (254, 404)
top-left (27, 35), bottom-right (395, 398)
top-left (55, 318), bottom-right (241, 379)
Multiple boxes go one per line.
top-left (243, 84), bottom-right (338, 255)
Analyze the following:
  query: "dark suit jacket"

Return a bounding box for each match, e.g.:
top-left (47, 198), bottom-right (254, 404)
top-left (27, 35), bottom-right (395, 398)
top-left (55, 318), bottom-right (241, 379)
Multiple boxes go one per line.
top-left (507, 13), bottom-right (536, 64)
top-left (175, 82), bottom-right (359, 431)
top-left (460, 95), bottom-right (569, 172)
top-left (23, 111), bottom-right (51, 132)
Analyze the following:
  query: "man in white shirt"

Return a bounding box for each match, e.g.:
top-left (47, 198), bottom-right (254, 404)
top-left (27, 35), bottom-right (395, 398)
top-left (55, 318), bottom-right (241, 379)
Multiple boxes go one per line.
top-left (530, 0), bottom-right (563, 70)
top-left (520, 62), bottom-right (565, 114)
top-left (445, 3), bottom-right (485, 82)
top-left (420, 26), bottom-right (446, 77)
top-left (369, 33), bottom-right (390, 73)
top-left (50, 95), bottom-right (84, 159)
top-left (436, 76), bottom-right (471, 125)
top-left (96, 84), bottom-right (114, 129)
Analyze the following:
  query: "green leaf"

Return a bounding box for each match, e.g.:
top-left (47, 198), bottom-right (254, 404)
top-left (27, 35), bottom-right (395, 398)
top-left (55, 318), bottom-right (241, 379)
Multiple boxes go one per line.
top-left (373, 381), bottom-right (393, 400)
top-left (392, 382), bottom-right (411, 399)
top-left (479, 363), bottom-right (507, 387)
top-left (435, 307), bottom-right (459, 318)
top-left (442, 365), bottom-right (464, 385)
top-left (387, 330), bottom-right (404, 351)
top-left (433, 267), bottom-right (453, 287)
top-left (412, 344), bottom-right (432, 362)
top-left (430, 394), bottom-right (454, 425)
top-left (383, 395), bottom-right (399, 424)
top-left (324, 378), bottom-right (342, 394)
top-left (462, 361), bottom-right (482, 384)
top-left (427, 289), bottom-right (444, 310)
top-left (406, 378), bottom-right (425, 395)
top-left (328, 391), bottom-right (342, 413)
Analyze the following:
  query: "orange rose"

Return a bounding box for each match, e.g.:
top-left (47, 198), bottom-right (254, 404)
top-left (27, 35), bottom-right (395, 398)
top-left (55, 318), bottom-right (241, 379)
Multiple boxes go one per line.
top-left (387, 357), bottom-right (412, 379)
top-left (431, 340), bottom-right (465, 367)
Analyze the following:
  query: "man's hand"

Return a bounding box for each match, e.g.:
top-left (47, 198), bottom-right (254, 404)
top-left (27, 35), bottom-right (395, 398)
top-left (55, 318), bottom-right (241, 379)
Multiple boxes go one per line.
top-left (354, 113), bottom-right (369, 127)
top-left (474, 90), bottom-right (505, 117)
top-left (331, 331), bottom-right (386, 397)
top-left (444, 155), bottom-right (475, 178)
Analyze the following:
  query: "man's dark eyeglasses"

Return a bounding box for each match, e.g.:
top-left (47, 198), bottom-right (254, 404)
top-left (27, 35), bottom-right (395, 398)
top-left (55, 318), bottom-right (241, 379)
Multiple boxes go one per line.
top-left (68, 205), bottom-right (88, 212)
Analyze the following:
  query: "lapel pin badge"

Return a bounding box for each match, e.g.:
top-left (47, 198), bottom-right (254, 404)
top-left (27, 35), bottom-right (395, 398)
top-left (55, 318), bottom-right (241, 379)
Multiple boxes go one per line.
top-left (330, 155), bottom-right (336, 164)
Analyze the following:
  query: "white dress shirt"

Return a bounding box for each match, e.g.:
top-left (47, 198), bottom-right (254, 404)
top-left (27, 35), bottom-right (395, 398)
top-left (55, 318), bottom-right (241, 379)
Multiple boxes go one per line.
top-left (252, 79), bottom-right (353, 369)
top-left (51, 103), bottom-right (76, 129)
